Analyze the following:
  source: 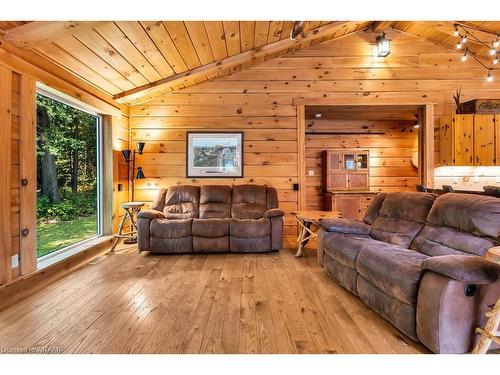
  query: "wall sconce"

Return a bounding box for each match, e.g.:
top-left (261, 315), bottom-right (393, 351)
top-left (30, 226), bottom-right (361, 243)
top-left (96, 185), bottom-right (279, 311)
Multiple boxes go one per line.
top-left (376, 33), bottom-right (391, 57)
top-left (122, 142), bottom-right (146, 202)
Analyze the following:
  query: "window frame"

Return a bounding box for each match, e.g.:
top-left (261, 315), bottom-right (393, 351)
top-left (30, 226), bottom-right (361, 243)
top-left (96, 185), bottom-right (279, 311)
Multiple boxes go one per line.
top-left (35, 87), bottom-right (104, 270)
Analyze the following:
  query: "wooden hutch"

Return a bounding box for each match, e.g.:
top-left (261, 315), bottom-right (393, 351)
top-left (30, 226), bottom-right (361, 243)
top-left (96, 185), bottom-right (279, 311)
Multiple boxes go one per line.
top-left (322, 149), bottom-right (377, 220)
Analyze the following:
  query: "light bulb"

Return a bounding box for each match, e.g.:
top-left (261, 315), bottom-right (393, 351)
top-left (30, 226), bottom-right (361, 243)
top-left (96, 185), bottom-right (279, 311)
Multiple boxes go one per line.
top-left (453, 27), bottom-right (460, 37)
top-left (490, 47), bottom-right (497, 56)
top-left (461, 51), bottom-right (467, 61)
top-left (494, 40), bottom-right (500, 48)
top-left (456, 43), bottom-right (462, 49)
top-left (487, 70), bottom-right (493, 82)
top-left (494, 56), bottom-right (499, 65)
top-left (461, 35), bottom-right (467, 44)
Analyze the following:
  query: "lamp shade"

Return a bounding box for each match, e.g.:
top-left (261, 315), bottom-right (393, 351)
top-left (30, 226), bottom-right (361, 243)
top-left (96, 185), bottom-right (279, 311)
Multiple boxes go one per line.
top-left (376, 33), bottom-right (391, 57)
top-left (136, 167), bottom-right (145, 179)
top-left (121, 149), bottom-right (131, 161)
top-left (137, 142), bottom-right (146, 154)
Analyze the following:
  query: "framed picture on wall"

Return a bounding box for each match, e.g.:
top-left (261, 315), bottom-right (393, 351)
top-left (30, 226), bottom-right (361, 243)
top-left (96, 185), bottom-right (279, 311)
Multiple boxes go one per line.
top-left (186, 132), bottom-right (244, 178)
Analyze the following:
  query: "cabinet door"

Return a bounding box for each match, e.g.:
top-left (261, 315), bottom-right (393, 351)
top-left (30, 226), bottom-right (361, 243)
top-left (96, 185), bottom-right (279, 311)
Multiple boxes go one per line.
top-left (474, 115), bottom-right (495, 166)
top-left (328, 173), bottom-right (348, 190)
top-left (348, 172), bottom-right (369, 190)
top-left (334, 196), bottom-right (361, 220)
top-left (454, 115), bottom-right (474, 166)
top-left (439, 115), bottom-right (454, 166)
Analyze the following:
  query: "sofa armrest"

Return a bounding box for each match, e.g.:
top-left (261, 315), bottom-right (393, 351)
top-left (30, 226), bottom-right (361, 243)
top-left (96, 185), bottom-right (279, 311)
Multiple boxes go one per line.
top-left (319, 218), bottom-right (371, 235)
top-left (422, 255), bottom-right (500, 284)
top-left (263, 208), bottom-right (284, 218)
top-left (137, 209), bottom-right (165, 220)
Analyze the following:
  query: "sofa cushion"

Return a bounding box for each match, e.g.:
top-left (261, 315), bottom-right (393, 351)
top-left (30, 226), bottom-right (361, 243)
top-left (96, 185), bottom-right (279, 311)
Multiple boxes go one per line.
top-left (232, 185), bottom-right (267, 206)
top-left (230, 237), bottom-right (271, 252)
top-left (150, 218), bottom-right (192, 239)
top-left (230, 218), bottom-right (270, 238)
top-left (411, 224), bottom-right (496, 257)
top-left (193, 236), bottom-right (229, 252)
top-left (192, 218), bottom-right (229, 238)
top-left (363, 193), bottom-right (387, 225)
top-left (370, 192), bottom-right (437, 248)
top-left (426, 193), bottom-right (500, 239)
top-left (200, 185), bottom-right (232, 204)
top-left (152, 188), bottom-right (167, 211)
top-left (266, 187), bottom-right (279, 209)
top-left (356, 245), bottom-right (429, 305)
top-left (231, 203), bottom-right (267, 219)
top-left (322, 233), bottom-right (374, 269)
top-left (200, 202), bottom-right (231, 219)
top-left (164, 185), bottom-right (200, 219)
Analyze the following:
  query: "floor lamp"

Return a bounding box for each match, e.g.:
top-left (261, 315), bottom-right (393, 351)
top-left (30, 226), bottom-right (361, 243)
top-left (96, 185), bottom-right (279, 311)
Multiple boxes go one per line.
top-left (122, 142), bottom-right (146, 202)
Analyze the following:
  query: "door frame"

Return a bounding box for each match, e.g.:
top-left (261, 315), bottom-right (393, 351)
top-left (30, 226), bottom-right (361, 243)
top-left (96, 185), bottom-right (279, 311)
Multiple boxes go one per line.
top-left (295, 102), bottom-right (435, 211)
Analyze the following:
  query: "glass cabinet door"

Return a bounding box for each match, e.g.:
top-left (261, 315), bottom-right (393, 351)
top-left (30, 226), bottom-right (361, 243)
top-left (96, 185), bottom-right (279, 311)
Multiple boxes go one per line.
top-left (356, 153), bottom-right (368, 169)
top-left (344, 153), bottom-right (356, 170)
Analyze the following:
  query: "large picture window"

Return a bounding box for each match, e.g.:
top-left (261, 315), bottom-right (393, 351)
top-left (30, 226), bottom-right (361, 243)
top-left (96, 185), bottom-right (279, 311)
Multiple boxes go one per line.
top-left (36, 91), bottom-right (102, 262)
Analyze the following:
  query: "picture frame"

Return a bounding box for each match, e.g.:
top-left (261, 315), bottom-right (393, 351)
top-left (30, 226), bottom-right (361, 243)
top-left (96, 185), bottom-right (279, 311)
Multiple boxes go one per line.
top-left (186, 132), bottom-right (244, 178)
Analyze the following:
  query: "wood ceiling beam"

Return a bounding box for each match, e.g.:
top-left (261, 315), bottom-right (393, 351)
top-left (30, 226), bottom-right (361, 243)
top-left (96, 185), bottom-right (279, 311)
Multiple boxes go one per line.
top-left (2, 21), bottom-right (108, 49)
top-left (372, 21), bottom-right (395, 33)
top-left (113, 21), bottom-right (360, 104)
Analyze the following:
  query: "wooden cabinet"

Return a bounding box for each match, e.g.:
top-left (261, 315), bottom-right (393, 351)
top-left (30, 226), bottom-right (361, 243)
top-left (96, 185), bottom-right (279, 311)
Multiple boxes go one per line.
top-left (439, 114), bottom-right (499, 166)
top-left (325, 192), bottom-right (377, 220)
top-left (322, 150), bottom-right (370, 191)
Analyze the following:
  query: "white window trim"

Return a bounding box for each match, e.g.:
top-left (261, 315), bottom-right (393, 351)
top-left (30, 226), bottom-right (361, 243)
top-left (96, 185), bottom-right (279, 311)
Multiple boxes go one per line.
top-left (36, 84), bottom-right (104, 270)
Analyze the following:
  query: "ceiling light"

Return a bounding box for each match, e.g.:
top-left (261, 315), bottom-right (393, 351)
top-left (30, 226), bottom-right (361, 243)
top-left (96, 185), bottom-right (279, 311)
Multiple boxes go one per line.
top-left (461, 35), bottom-right (467, 44)
top-left (461, 51), bottom-right (467, 61)
top-left (494, 39), bottom-right (500, 48)
top-left (376, 33), bottom-right (391, 57)
top-left (493, 55), bottom-right (499, 65)
top-left (314, 113), bottom-right (322, 119)
top-left (456, 43), bottom-right (462, 49)
top-left (453, 29), bottom-right (460, 37)
top-left (490, 47), bottom-right (497, 56)
top-left (487, 70), bottom-right (493, 82)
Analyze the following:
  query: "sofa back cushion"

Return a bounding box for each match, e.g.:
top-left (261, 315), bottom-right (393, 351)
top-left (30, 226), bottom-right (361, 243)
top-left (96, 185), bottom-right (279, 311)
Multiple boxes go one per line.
top-left (152, 188), bottom-right (167, 211)
top-left (199, 185), bottom-right (232, 219)
top-left (232, 185), bottom-right (268, 219)
top-left (411, 193), bottom-right (500, 256)
top-left (163, 185), bottom-right (200, 219)
top-left (370, 192), bottom-right (437, 248)
top-left (363, 193), bottom-right (387, 225)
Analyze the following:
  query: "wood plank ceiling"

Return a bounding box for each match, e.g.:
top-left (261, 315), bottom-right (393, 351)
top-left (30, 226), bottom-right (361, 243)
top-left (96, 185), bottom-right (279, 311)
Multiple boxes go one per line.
top-left (1, 21), bottom-right (499, 105)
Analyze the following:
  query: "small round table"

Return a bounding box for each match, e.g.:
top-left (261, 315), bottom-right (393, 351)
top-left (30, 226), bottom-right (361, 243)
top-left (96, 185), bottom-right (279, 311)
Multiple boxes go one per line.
top-left (472, 246), bottom-right (500, 353)
top-left (110, 202), bottom-right (145, 252)
top-left (292, 210), bottom-right (342, 258)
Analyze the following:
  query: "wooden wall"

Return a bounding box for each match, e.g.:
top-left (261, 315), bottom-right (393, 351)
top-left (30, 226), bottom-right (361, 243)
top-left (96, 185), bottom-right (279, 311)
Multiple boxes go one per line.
top-left (305, 119), bottom-right (419, 210)
top-left (0, 43), bottom-right (127, 286)
top-left (130, 29), bottom-right (500, 236)
top-left (112, 114), bottom-right (130, 233)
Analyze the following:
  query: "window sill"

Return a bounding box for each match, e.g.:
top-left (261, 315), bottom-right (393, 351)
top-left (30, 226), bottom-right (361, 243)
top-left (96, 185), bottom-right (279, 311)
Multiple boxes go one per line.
top-left (37, 236), bottom-right (111, 270)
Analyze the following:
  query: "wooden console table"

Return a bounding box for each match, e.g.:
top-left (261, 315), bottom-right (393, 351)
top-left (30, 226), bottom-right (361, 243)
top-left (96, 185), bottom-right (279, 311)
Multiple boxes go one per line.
top-left (472, 246), bottom-right (500, 354)
top-left (292, 210), bottom-right (341, 258)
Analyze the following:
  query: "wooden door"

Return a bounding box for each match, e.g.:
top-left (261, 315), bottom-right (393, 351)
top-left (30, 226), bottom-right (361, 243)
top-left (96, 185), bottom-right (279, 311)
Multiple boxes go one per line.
top-left (334, 195), bottom-right (361, 220)
top-left (474, 115), bottom-right (495, 166)
top-left (323, 151), bottom-right (348, 191)
top-left (454, 115), bottom-right (474, 166)
top-left (349, 172), bottom-right (369, 190)
top-left (439, 115), bottom-right (453, 166)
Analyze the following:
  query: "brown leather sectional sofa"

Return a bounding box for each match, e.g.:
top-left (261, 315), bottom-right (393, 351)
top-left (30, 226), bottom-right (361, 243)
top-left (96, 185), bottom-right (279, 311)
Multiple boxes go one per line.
top-left (317, 192), bottom-right (500, 353)
top-left (137, 184), bottom-right (284, 253)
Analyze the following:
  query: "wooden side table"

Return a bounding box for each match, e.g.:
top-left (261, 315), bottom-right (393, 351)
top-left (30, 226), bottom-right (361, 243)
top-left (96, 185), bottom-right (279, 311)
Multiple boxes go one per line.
top-left (472, 246), bottom-right (500, 354)
top-left (292, 210), bottom-right (342, 257)
top-left (110, 202), bottom-right (145, 252)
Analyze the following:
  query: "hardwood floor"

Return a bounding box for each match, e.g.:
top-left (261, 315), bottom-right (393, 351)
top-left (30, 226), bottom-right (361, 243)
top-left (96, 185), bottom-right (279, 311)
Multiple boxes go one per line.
top-left (0, 243), bottom-right (429, 354)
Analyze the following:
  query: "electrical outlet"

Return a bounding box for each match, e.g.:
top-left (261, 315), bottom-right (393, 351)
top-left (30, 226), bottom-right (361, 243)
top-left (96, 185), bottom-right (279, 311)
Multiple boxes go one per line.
top-left (452, 177), bottom-right (458, 184)
top-left (496, 176), bottom-right (500, 183)
top-left (473, 176), bottom-right (479, 183)
top-left (308, 170), bottom-right (315, 176)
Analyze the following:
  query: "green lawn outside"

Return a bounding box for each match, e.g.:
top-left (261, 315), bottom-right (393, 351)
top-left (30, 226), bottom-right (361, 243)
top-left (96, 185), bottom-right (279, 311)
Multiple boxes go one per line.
top-left (37, 215), bottom-right (97, 258)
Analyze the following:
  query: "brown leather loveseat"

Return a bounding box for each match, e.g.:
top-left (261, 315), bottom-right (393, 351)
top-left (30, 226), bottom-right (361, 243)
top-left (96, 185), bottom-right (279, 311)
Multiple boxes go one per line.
top-left (317, 192), bottom-right (500, 353)
top-left (137, 184), bottom-right (284, 253)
